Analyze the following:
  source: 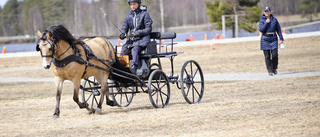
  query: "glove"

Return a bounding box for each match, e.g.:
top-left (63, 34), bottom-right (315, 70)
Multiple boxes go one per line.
top-left (131, 31), bottom-right (139, 37)
top-left (119, 33), bottom-right (126, 40)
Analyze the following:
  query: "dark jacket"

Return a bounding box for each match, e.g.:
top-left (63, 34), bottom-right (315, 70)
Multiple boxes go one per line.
top-left (259, 14), bottom-right (283, 50)
top-left (121, 7), bottom-right (153, 48)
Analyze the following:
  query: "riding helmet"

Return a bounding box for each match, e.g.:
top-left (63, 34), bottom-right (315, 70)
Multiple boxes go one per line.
top-left (128, 0), bottom-right (141, 4)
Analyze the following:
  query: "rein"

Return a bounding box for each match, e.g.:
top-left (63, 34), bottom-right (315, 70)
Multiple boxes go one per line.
top-left (56, 44), bottom-right (72, 60)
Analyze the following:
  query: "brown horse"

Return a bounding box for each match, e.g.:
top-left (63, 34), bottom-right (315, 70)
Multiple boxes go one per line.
top-left (36, 25), bottom-right (116, 119)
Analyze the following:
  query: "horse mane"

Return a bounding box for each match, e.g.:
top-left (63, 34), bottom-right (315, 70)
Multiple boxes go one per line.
top-left (46, 25), bottom-right (81, 45)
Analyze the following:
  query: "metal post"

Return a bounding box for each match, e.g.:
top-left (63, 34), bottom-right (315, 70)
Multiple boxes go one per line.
top-left (74, 0), bottom-right (78, 34)
top-left (159, 0), bottom-right (165, 33)
top-left (222, 15), bottom-right (225, 39)
top-left (235, 15), bottom-right (238, 38)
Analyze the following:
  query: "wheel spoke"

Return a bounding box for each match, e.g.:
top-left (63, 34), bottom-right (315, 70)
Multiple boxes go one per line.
top-left (159, 87), bottom-right (168, 96)
top-left (192, 84), bottom-right (195, 102)
top-left (192, 68), bottom-right (199, 80)
top-left (124, 91), bottom-right (130, 103)
top-left (190, 62), bottom-right (193, 79)
top-left (192, 84), bottom-right (201, 97)
top-left (85, 93), bottom-right (92, 103)
top-left (159, 81), bottom-right (168, 90)
top-left (151, 82), bottom-right (158, 89)
top-left (159, 89), bottom-right (164, 106)
top-left (184, 69), bottom-right (190, 79)
top-left (94, 95), bottom-right (99, 105)
top-left (151, 88), bottom-right (157, 96)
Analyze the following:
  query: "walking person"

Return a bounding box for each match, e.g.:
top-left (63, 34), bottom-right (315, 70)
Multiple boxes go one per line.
top-left (119, 0), bottom-right (153, 74)
top-left (259, 6), bottom-right (284, 76)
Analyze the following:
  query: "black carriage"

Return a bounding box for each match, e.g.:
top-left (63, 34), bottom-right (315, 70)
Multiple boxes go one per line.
top-left (80, 32), bottom-right (204, 108)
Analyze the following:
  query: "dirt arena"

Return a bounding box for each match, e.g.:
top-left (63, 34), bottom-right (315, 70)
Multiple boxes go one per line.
top-left (0, 36), bottom-right (319, 136)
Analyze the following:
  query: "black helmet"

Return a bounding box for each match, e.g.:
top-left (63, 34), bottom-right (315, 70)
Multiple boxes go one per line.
top-left (128, 0), bottom-right (141, 4)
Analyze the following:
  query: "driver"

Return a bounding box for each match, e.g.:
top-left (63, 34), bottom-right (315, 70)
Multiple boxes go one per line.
top-left (119, 0), bottom-right (153, 74)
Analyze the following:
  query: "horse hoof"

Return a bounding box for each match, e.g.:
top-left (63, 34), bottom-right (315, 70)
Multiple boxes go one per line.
top-left (87, 108), bottom-right (95, 114)
top-left (81, 102), bottom-right (89, 109)
top-left (107, 100), bottom-right (116, 107)
top-left (95, 108), bottom-right (101, 115)
top-left (53, 115), bottom-right (59, 119)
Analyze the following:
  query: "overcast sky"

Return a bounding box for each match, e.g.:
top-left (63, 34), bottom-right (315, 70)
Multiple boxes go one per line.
top-left (0, 0), bottom-right (8, 8)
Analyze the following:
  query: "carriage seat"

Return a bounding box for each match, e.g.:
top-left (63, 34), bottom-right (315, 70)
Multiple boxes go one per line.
top-left (140, 32), bottom-right (177, 56)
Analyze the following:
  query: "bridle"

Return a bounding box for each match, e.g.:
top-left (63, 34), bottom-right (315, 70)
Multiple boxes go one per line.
top-left (36, 32), bottom-right (72, 60)
top-left (36, 31), bottom-right (56, 58)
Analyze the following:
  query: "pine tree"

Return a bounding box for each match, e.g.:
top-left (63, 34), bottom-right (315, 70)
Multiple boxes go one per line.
top-left (299, 0), bottom-right (319, 22)
top-left (2, 0), bottom-right (20, 36)
top-left (205, 0), bottom-right (262, 37)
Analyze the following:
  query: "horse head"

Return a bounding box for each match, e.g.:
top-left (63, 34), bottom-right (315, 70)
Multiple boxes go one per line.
top-left (36, 25), bottom-right (82, 69)
top-left (36, 29), bottom-right (56, 69)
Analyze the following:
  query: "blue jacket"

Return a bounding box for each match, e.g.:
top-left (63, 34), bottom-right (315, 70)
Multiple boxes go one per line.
top-left (259, 14), bottom-right (283, 50)
top-left (121, 7), bottom-right (153, 48)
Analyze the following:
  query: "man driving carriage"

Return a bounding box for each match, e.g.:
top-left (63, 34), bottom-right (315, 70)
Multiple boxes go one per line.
top-left (119, 0), bottom-right (153, 74)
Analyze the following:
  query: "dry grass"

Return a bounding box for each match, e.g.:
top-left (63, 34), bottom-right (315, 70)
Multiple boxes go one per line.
top-left (0, 36), bottom-right (319, 136)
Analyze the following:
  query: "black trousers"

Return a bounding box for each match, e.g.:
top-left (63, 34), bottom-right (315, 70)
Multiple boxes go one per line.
top-left (263, 49), bottom-right (278, 73)
top-left (121, 45), bottom-right (143, 65)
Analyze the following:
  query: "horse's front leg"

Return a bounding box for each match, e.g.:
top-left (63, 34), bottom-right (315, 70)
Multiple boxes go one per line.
top-left (53, 77), bottom-right (64, 119)
top-left (72, 79), bottom-right (88, 109)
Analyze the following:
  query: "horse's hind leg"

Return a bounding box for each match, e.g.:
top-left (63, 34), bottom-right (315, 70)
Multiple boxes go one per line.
top-left (95, 81), bottom-right (106, 115)
top-left (72, 79), bottom-right (88, 109)
top-left (105, 85), bottom-right (116, 106)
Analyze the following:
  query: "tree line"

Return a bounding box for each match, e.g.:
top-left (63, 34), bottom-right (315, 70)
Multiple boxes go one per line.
top-left (0, 0), bottom-right (319, 37)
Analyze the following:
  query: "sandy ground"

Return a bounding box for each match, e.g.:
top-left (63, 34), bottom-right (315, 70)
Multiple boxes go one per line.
top-left (0, 36), bottom-right (319, 136)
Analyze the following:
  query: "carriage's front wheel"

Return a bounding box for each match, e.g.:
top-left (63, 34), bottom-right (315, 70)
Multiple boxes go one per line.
top-left (81, 77), bottom-right (101, 111)
top-left (148, 69), bottom-right (170, 108)
top-left (180, 60), bottom-right (204, 104)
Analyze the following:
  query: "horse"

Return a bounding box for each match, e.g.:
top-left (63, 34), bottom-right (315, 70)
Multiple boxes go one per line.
top-left (36, 25), bottom-right (116, 119)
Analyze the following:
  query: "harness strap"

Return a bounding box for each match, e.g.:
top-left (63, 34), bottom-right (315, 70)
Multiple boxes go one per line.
top-left (52, 55), bottom-right (110, 71)
top-left (53, 55), bottom-right (86, 68)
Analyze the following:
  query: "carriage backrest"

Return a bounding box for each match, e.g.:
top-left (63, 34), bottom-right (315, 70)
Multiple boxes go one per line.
top-left (150, 32), bottom-right (176, 40)
top-left (160, 32), bottom-right (176, 39)
top-left (141, 32), bottom-right (176, 55)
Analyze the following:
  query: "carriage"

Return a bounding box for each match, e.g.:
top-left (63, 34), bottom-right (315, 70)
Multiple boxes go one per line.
top-left (36, 24), bottom-right (204, 118)
top-left (81, 32), bottom-right (205, 108)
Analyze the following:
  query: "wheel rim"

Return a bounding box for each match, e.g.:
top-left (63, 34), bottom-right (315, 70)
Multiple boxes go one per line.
top-left (148, 70), bottom-right (170, 108)
top-left (180, 60), bottom-right (204, 104)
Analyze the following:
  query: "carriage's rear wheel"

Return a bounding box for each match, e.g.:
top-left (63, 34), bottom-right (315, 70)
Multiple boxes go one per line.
top-left (180, 60), bottom-right (204, 104)
top-left (81, 78), bottom-right (101, 110)
top-left (109, 81), bottom-right (134, 107)
top-left (148, 69), bottom-right (170, 108)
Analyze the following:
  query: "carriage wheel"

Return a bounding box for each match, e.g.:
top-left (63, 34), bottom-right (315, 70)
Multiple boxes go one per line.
top-left (148, 69), bottom-right (170, 108)
top-left (109, 81), bottom-right (134, 107)
top-left (81, 78), bottom-right (101, 110)
top-left (180, 60), bottom-right (204, 104)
